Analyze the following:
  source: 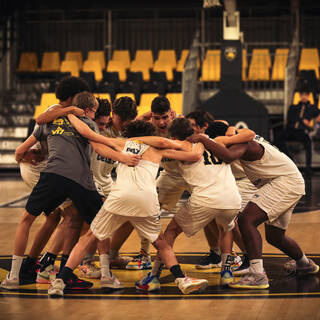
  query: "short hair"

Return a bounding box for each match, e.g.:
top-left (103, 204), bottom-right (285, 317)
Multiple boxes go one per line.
top-left (55, 76), bottom-right (90, 101)
top-left (186, 109), bottom-right (215, 128)
top-left (151, 96), bottom-right (170, 114)
top-left (112, 96), bottom-right (137, 121)
top-left (206, 121), bottom-right (229, 139)
top-left (122, 120), bottom-right (156, 138)
top-left (95, 98), bottom-right (111, 119)
top-left (298, 85), bottom-right (311, 94)
top-left (72, 91), bottom-right (98, 110)
top-left (168, 118), bottom-right (194, 140)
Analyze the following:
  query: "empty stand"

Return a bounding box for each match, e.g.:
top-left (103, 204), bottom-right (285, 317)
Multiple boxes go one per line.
top-left (156, 50), bottom-right (177, 69)
top-left (298, 48), bottom-right (320, 79)
top-left (40, 51), bottom-right (61, 72)
top-left (65, 51), bottom-right (83, 69)
top-left (248, 48), bottom-right (271, 81)
top-left (134, 50), bottom-right (154, 69)
top-left (271, 48), bottom-right (289, 81)
top-left (166, 93), bottom-right (183, 115)
top-left (60, 60), bottom-right (79, 77)
top-left (82, 60), bottom-right (103, 82)
top-left (138, 93), bottom-right (158, 107)
top-left (153, 60), bottom-right (174, 81)
top-left (293, 92), bottom-right (315, 105)
top-left (87, 51), bottom-right (106, 69)
top-left (112, 50), bottom-right (131, 70)
top-left (200, 50), bottom-right (221, 82)
top-left (176, 50), bottom-right (189, 72)
top-left (130, 60), bottom-right (150, 81)
top-left (17, 52), bottom-right (38, 72)
top-left (107, 60), bottom-right (127, 82)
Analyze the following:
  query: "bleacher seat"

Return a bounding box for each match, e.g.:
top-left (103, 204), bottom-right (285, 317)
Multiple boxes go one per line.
top-left (137, 93), bottom-right (158, 116)
top-left (200, 50), bottom-right (220, 81)
top-left (94, 93), bottom-right (111, 102)
top-left (156, 50), bottom-right (177, 69)
top-left (112, 50), bottom-right (131, 70)
top-left (271, 48), bottom-right (289, 81)
top-left (293, 92), bottom-right (315, 105)
top-left (82, 60), bottom-right (103, 82)
top-left (17, 52), bottom-right (38, 72)
top-left (248, 48), bottom-right (271, 81)
top-left (242, 49), bottom-right (247, 81)
top-left (107, 60), bottom-right (127, 82)
top-left (166, 93), bottom-right (183, 115)
top-left (153, 60), bottom-right (174, 81)
top-left (130, 60), bottom-right (150, 81)
top-left (87, 51), bottom-right (106, 69)
top-left (40, 51), bottom-right (61, 72)
top-left (176, 50), bottom-right (189, 72)
top-left (134, 50), bottom-right (154, 69)
top-left (298, 48), bottom-right (320, 79)
top-left (65, 51), bottom-right (83, 69)
top-left (33, 93), bottom-right (59, 118)
top-left (60, 60), bottom-right (79, 77)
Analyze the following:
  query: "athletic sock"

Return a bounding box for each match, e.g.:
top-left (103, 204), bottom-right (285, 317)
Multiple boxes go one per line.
top-left (99, 254), bottom-right (111, 278)
top-left (9, 255), bottom-right (24, 279)
top-left (151, 259), bottom-right (164, 277)
top-left (249, 259), bottom-right (264, 274)
top-left (141, 238), bottom-right (150, 255)
top-left (221, 253), bottom-right (233, 271)
top-left (58, 266), bottom-right (74, 283)
top-left (59, 254), bottom-right (69, 272)
top-left (39, 252), bottom-right (57, 271)
top-left (296, 254), bottom-right (309, 267)
top-left (170, 264), bottom-right (185, 279)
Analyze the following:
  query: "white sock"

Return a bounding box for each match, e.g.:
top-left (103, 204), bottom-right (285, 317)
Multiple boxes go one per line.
top-left (141, 239), bottom-right (150, 255)
top-left (99, 254), bottom-right (111, 278)
top-left (296, 254), bottom-right (309, 267)
top-left (151, 259), bottom-right (162, 276)
top-left (9, 255), bottom-right (24, 279)
top-left (249, 259), bottom-right (264, 274)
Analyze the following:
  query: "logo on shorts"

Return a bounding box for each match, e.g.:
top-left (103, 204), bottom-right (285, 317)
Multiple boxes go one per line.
top-left (253, 194), bottom-right (259, 198)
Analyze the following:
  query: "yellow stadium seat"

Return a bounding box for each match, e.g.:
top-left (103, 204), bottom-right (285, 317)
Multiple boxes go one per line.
top-left (271, 48), bottom-right (289, 81)
top-left (88, 51), bottom-right (106, 69)
top-left (115, 93), bottom-right (136, 102)
top-left (82, 60), bottom-right (103, 82)
top-left (17, 52), bottom-right (38, 72)
top-left (134, 50), bottom-right (154, 69)
top-left (65, 51), bottom-right (83, 69)
top-left (94, 93), bottom-right (111, 102)
top-left (153, 60), bottom-right (174, 81)
top-left (156, 50), bottom-right (177, 69)
top-left (107, 60), bottom-right (127, 82)
top-left (242, 49), bottom-right (247, 81)
top-left (112, 50), bottom-right (131, 70)
top-left (298, 48), bottom-right (320, 79)
top-left (200, 50), bottom-right (220, 81)
top-left (137, 104), bottom-right (151, 117)
top-left (166, 93), bottom-right (183, 115)
top-left (33, 93), bottom-right (60, 118)
top-left (293, 92), bottom-right (314, 105)
top-left (60, 60), bottom-right (79, 77)
top-left (40, 51), bottom-right (60, 72)
top-left (138, 93), bottom-right (159, 108)
top-left (176, 50), bottom-right (189, 72)
top-left (248, 48), bottom-right (271, 81)
top-left (130, 60), bottom-right (150, 81)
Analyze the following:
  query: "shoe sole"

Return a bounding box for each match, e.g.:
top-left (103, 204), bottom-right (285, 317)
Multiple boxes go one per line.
top-left (195, 263), bottom-right (222, 270)
top-left (48, 289), bottom-right (63, 297)
top-left (180, 281), bottom-right (208, 294)
top-left (36, 277), bottom-right (51, 284)
top-left (126, 265), bottom-right (152, 270)
top-left (220, 278), bottom-right (234, 286)
top-left (0, 284), bottom-right (19, 290)
top-left (228, 283), bottom-right (270, 289)
top-left (101, 283), bottom-right (124, 289)
top-left (78, 273), bottom-right (101, 279)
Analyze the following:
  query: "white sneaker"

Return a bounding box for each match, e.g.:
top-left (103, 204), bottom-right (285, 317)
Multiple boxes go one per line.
top-left (0, 274), bottom-right (19, 290)
top-left (78, 260), bottom-right (101, 279)
top-left (48, 278), bottom-right (65, 297)
top-left (100, 272), bottom-right (124, 289)
top-left (175, 276), bottom-right (208, 294)
top-left (37, 264), bottom-right (57, 284)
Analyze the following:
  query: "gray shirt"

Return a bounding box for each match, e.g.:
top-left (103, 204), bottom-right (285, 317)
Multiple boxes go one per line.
top-left (33, 116), bottom-right (98, 190)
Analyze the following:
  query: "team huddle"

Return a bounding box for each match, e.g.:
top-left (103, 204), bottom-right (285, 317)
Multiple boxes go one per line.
top-left (1, 76), bottom-right (319, 297)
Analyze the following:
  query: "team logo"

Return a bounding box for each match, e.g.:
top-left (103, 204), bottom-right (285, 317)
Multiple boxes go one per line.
top-left (224, 47), bottom-right (237, 61)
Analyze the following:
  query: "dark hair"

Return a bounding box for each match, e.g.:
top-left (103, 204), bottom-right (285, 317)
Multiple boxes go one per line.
top-left (72, 91), bottom-right (97, 110)
top-left (112, 96), bottom-right (137, 121)
top-left (95, 98), bottom-right (111, 118)
top-left (186, 109), bottom-right (215, 128)
top-left (151, 96), bottom-right (170, 114)
top-left (122, 120), bottom-right (156, 138)
top-left (55, 76), bottom-right (90, 101)
top-left (168, 118), bottom-right (194, 140)
top-left (206, 121), bottom-right (229, 139)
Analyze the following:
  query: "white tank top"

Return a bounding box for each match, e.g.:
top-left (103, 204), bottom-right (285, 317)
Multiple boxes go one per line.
top-left (179, 144), bottom-right (241, 209)
top-left (240, 135), bottom-right (304, 188)
top-left (230, 159), bottom-right (246, 179)
top-left (103, 140), bottom-right (160, 217)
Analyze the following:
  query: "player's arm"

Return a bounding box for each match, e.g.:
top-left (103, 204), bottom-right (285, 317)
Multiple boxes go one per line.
top-left (67, 114), bottom-right (123, 151)
top-left (135, 111), bottom-right (152, 121)
top-left (161, 142), bottom-right (204, 162)
top-left (214, 128), bottom-right (255, 146)
top-left (90, 141), bottom-right (140, 167)
top-left (129, 136), bottom-right (186, 150)
top-left (15, 135), bottom-right (38, 163)
top-left (36, 105), bottom-right (85, 125)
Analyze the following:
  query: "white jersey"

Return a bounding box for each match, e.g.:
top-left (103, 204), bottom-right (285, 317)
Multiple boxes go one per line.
top-left (240, 135), bottom-right (305, 189)
top-left (178, 144), bottom-right (241, 210)
top-left (103, 140), bottom-right (160, 217)
top-left (230, 159), bottom-right (246, 179)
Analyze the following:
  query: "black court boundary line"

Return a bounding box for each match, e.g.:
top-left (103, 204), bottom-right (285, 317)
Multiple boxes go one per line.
top-left (1, 253), bottom-right (320, 300)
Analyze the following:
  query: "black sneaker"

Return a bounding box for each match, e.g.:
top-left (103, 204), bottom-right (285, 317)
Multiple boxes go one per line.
top-left (233, 254), bottom-right (250, 276)
top-left (195, 250), bottom-right (221, 269)
top-left (19, 260), bottom-right (37, 284)
top-left (64, 273), bottom-right (93, 290)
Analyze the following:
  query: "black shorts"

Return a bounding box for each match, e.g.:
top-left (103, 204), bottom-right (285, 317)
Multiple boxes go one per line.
top-left (26, 172), bottom-right (103, 224)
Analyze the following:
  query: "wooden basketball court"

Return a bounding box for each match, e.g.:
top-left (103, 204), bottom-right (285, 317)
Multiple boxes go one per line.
top-left (1, 175), bottom-right (320, 320)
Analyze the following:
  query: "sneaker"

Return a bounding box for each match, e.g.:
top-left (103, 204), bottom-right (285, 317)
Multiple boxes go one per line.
top-left (101, 272), bottom-right (124, 289)
top-left (126, 251), bottom-right (152, 270)
top-left (48, 278), bottom-right (65, 297)
top-left (230, 252), bottom-right (243, 272)
top-left (233, 255), bottom-right (250, 276)
top-left (19, 262), bottom-right (37, 283)
top-left (175, 276), bottom-right (208, 294)
top-left (135, 272), bottom-right (161, 292)
top-left (220, 269), bottom-right (234, 286)
top-left (36, 264), bottom-right (57, 284)
top-left (284, 258), bottom-right (320, 275)
top-left (110, 256), bottom-right (133, 269)
top-left (195, 250), bottom-right (221, 269)
top-left (64, 273), bottom-right (93, 290)
top-left (0, 274), bottom-right (19, 290)
top-left (78, 260), bottom-right (101, 279)
top-left (228, 272), bottom-right (269, 289)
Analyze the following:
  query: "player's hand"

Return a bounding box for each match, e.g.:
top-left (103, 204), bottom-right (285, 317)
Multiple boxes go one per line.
top-left (187, 133), bottom-right (203, 143)
top-left (121, 154), bottom-right (142, 166)
top-left (213, 136), bottom-right (226, 146)
top-left (72, 106), bottom-right (85, 117)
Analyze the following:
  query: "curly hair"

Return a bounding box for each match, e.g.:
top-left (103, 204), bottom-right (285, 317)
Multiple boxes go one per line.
top-left (151, 96), bottom-right (170, 114)
top-left (186, 109), bottom-right (215, 128)
top-left (112, 96), bottom-right (137, 121)
top-left (55, 76), bottom-right (90, 101)
top-left (95, 98), bottom-right (111, 118)
top-left (122, 120), bottom-right (156, 138)
top-left (168, 118), bottom-right (194, 140)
